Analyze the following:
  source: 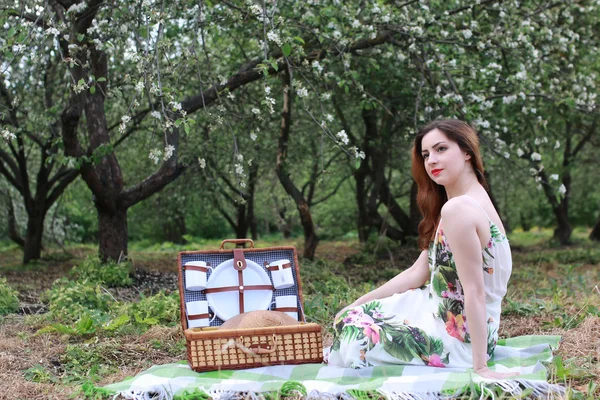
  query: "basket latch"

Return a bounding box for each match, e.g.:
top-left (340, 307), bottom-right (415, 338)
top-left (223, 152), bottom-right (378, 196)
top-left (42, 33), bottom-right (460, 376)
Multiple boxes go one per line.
top-left (233, 249), bottom-right (247, 271)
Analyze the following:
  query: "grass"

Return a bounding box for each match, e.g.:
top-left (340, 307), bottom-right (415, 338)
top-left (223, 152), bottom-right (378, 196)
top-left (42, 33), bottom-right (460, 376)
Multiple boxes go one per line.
top-left (0, 229), bottom-right (599, 399)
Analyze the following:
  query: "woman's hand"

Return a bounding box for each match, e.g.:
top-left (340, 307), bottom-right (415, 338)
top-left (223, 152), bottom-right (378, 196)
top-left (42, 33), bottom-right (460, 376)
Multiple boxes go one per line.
top-left (474, 366), bottom-right (520, 380)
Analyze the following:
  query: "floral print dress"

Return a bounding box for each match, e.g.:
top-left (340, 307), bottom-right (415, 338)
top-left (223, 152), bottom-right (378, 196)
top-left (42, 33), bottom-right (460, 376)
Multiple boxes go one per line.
top-left (327, 197), bottom-right (512, 369)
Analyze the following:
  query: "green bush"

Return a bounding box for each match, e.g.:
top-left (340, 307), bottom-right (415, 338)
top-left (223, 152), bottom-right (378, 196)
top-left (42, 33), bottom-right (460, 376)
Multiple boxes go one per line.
top-left (119, 291), bottom-right (180, 327)
top-left (0, 278), bottom-right (19, 315)
top-left (70, 256), bottom-right (133, 287)
top-left (42, 278), bottom-right (115, 322)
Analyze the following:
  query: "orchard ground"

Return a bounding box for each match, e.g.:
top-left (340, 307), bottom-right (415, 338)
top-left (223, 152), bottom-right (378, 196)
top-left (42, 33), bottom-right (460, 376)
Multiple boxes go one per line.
top-left (0, 228), bottom-right (598, 399)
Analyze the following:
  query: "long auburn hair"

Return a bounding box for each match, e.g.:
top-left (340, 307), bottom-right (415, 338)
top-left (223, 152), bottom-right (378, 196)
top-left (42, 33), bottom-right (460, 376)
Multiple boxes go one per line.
top-left (411, 119), bottom-right (488, 250)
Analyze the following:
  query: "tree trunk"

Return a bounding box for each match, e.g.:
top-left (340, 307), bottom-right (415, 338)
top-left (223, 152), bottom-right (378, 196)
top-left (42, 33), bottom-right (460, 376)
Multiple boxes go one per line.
top-left (5, 194), bottom-right (24, 248)
top-left (235, 204), bottom-right (249, 239)
top-left (590, 217), bottom-right (600, 241)
top-left (355, 165), bottom-right (370, 243)
top-left (274, 68), bottom-right (319, 260)
top-left (409, 180), bottom-right (421, 235)
top-left (23, 201), bottom-right (46, 264)
top-left (298, 201), bottom-right (319, 259)
top-left (552, 204), bottom-right (572, 245)
top-left (97, 207), bottom-right (128, 262)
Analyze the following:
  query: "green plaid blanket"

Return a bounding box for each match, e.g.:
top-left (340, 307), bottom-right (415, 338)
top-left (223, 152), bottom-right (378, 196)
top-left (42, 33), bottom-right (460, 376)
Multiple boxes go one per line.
top-left (102, 335), bottom-right (564, 399)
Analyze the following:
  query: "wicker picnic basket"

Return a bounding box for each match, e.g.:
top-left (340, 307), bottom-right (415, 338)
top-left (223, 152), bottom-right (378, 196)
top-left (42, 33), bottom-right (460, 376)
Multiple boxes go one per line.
top-left (177, 239), bottom-right (323, 372)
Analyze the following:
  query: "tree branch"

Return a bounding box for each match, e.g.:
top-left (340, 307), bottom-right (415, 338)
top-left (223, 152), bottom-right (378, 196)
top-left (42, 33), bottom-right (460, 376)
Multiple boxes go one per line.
top-left (45, 169), bottom-right (80, 212)
top-left (312, 174), bottom-right (352, 206)
top-left (572, 118), bottom-right (597, 159)
top-left (182, 31), bottom-right (395, 115)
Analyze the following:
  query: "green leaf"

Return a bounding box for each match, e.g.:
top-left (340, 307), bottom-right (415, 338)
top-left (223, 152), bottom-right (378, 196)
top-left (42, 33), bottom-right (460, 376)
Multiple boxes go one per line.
top-left (7, 27), bottom-right (16, 38)
top-left (293, 36), bottom-right (305, 45)
top-left (77, 33), bottom-right (85, 42)
top-left (270, 60), bottom-right (279, 71)
top-left (89, 86), bottom-right (96, 94)
top-left (97, 77), bottom-right (107, 82)
top-left (184, 124), bottom-right (190, 134)
top-left (77, 78), bottom-right (85, 86)
top-left (282, 43), bottom-right (292, 57)
top-left (355, 160), bottom-right (361, 169)
top-left (174, 119), bottom-right (183, 127)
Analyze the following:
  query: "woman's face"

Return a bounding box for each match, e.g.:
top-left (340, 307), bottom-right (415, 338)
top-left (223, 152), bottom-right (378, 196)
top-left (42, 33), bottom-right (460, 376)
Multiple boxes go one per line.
top-left (420, 128), bottom-right (471, 185)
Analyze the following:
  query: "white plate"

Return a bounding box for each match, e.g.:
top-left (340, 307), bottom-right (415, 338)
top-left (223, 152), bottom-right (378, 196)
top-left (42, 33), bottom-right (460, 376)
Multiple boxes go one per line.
top-left (206, 258), bottom-right (272, 321)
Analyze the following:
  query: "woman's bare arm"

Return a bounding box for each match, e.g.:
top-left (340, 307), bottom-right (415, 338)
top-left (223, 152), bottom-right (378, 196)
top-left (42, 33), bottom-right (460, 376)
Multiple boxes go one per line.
top-left (336, 249), bottom-right (430, 318)
top-left (442, 199), bottom-right (518, 379)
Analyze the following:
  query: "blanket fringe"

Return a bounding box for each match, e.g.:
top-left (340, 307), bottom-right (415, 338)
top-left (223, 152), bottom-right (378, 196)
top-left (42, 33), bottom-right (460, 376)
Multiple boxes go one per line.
top-left (112, 378), bottom-right (566, 400)
top-left (377, 378), bottom-right (566, 400)
top-left (114, 385), bottom-right (172, 400)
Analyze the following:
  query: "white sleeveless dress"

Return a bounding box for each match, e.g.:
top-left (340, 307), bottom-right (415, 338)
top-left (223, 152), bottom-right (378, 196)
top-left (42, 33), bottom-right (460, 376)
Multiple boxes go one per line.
top-left (327, 196), bottom-right (512, 369)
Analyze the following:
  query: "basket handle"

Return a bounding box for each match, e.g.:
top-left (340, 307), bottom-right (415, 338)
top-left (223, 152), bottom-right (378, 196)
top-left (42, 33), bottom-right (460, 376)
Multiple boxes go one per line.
top-left (229, 334), bottom-right (278, 357)
top-left (219, 239), bottom-right (255, 249)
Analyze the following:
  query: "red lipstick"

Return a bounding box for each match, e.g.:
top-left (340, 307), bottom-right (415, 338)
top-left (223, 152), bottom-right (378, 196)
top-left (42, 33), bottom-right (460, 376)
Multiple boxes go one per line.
top-left (431, 169), bottom-right (443, 177)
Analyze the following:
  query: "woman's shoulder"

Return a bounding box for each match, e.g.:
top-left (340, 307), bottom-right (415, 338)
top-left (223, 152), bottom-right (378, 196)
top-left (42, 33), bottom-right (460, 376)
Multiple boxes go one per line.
top-left (441, 195), bottom-right (480, 218)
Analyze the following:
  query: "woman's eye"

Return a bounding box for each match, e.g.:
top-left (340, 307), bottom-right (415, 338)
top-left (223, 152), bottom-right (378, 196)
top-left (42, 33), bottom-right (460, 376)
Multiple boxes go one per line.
top-left (423, 153), bottom-right (429, 159)
top-left (437, 147), bottom-right (446, 152)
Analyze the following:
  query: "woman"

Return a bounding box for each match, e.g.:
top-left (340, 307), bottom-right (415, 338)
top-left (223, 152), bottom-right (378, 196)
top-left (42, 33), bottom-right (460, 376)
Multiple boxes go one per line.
top-left (327, 119), bottom-right (518, 379)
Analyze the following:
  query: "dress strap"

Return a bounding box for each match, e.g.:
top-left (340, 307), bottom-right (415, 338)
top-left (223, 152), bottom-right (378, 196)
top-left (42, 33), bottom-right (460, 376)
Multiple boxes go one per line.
top-left (462, 195), bottom-right (492, 222)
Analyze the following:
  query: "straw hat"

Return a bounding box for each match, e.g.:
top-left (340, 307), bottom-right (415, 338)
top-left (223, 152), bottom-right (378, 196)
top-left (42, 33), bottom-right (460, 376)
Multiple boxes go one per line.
top-left (219, 310), bottom-right (299, 330)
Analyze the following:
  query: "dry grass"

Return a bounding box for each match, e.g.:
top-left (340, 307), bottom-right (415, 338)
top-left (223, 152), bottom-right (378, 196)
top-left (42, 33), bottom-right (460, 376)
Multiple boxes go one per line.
top-left (1, 237), bottom-right (599, 399)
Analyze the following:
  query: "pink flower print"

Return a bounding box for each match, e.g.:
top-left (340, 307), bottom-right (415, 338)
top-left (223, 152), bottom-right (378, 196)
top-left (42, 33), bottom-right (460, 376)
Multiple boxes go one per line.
top-left (445, 311), bottom-right (466, 342)
top-left (442, 280), bottom-right (464, 302)
top-left (372, 310), bottom-right (385, 319)
top-left (363, 324), bottom-right (381, 344)
top-left (357, 313), bottom-right (375, 328)
top-left (342, 308), bottom-right (363, 324)
top-left (427, 354), bottom-right (445, 367)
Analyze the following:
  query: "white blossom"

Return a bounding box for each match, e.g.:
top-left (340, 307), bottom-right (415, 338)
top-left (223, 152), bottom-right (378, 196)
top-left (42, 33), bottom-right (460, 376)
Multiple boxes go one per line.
top-left (235, 163), bottom-right (245, 176)
top-left (353, 147), bottom-right (366, 159)
top-left (67, 2), bottom-right (87, 14)
top-left (169, 101), bottom-right (182, 111)
top-left (267, 30), bottom-right (282, 46)
top-left (250, 132), bottom-right (257, 141)
top-left (515, 70), bottom-right (527, 81)
top-left (149, 148), bottom-right (162, 164)
top-left (529, 168), bottom-right (538, 176)
top-left (462, 29), bottom-right (473, 39)
top-left (558, 184), bottom-right (567, 196)
top-left (198, 158), bottom-right (206, 169)
top-left (554, 140), bottom-right (561, 149)
top-left (164, 145), bottom-right (175, 160)
top-left (502, 95), bottom-right (517, 104)
top-left (236, 153), bottom-right (244, 162)
top-left (135, 80), bottom-right (145, 93)
top-left (469, 94), bottom-right (485, 103)
top-left (121, 115), bottom-right (131, 124)
top-left (351, 19), bottom-right (361, 28)
top-left (321, 92), bottom-right (331, 101)
top-left (150, 111), bottom-right (161, 120)
top-left (550, 174), bottom-right (559, 181)
top-left (297, 87), bottom-right (308, 98)
top-left (312, 61), bottom-right (323, 73)
top-left (516, 148), bottom-right (525, 157)
top-left (336, 130), bottom-right (349, 145)
top-left (326, 114), bottom-right (334, 122)
top-left (45, 27), bottom-right (60, 36)
top-left (251, 107), bottom-right (261, 115)
top-left (2, 128), bottom-right (16, 141)
top-left (264, 86), bottom-right (271, 95)
top-left (530, 152), bottom-right (542, 161)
